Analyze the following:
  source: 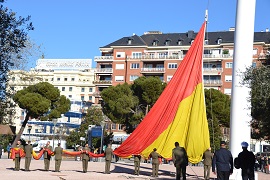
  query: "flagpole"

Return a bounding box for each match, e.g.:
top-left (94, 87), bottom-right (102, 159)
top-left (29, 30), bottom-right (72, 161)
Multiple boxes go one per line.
top-left (230, 0), bottom-right (256, 179)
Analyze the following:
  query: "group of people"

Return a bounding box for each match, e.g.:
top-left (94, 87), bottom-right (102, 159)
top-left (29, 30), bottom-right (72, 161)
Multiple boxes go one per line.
top-left (12, 140), bottom-right (114, 174)
top-left (204, 141), bottom-right (256, 180)
top-left (10, 139), bottom-right (257, 180)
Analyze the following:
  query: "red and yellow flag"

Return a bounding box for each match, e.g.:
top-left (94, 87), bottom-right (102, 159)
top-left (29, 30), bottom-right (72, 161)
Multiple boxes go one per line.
top-left (114, 21), bottom-right (210, 163)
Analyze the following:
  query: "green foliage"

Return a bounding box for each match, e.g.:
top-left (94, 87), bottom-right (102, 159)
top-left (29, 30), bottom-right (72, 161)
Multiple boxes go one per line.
top-left (0, 134), bottom-right (13, 151)
top-left (204, 88), bottom-right (230, 150)
top-left (242, 65), bottom-right (270, 140)
top-left (0, 0), bottom-right (34, 124)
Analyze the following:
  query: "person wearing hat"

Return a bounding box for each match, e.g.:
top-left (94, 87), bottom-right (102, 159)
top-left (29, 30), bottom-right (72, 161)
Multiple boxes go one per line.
top-left (212, 141), bottom-right (233, 180)
top-left (54, 143), bottom-right (63, 172)
top-left (150, 148), bottom-right (161, 177)
top-left (24, 141), bottom-right (33, 171)
top-left (203, 147), bottom-right (213, 180)
top-left (237, 141), bottom-right (255, 180)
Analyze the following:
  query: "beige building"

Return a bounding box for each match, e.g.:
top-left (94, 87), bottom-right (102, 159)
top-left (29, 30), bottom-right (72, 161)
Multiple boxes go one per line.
top-left (8, 58), bottom-right (95, 140)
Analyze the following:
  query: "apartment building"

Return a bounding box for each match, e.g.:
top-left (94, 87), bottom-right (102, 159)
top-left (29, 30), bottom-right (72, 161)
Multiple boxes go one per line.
top-left (93, 28), bottom-right (270, 104)
top-left (8, 58), bottom-right (95, 140)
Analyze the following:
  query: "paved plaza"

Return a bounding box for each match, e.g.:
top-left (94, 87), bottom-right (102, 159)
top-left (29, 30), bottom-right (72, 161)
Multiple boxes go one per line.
top-left (0, 153), bottom-right (269, 180)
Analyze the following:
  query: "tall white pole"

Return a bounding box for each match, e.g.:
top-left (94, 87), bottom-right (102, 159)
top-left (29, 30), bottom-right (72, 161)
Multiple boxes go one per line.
top-left (230, 0), bottom-right (256, 158)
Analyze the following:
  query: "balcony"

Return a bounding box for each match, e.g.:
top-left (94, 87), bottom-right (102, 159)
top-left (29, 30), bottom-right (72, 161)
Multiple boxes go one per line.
top-left (141, 68), bottom-right (165, 73)
top-left (203, 68), bottom-right (223, 75)
top-left (93, 80), bottom-right (112, 85)
top-left (204, 80), bottom-right (222, 87)
top-left (95, 68), bottom-right (113, 73)
top-left (127, 55), bottom-right (185, 61)
top-left (94, 56), bottom-right (113, 62)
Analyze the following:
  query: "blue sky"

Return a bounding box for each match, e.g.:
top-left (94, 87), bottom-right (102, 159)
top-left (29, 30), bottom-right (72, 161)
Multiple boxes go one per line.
top-left (4, 0), bottom-right (270, 69)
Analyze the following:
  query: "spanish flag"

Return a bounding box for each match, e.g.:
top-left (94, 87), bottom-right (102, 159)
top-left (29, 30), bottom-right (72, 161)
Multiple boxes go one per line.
top-left (114, 21), bottom-right (210, 164)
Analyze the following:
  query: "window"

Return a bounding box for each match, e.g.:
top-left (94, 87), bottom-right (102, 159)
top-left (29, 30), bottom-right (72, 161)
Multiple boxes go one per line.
top-left (12, 77), bottom-right (15, 81)
top-left (191, 40), bottom-right (194, 45)
top-left (168, 63), bottom-right (177, 69)
top-left (68, 95), bottom-right (72, 98)
top-left (224, 88), bottom-right (231, 95)
top-left (62, 87), bottom-right (65, 91)
top-left (225, 62), bottom-right (233, 68)
top-left (204, 40), bottom-right (209, 45)
top-left (71, 78), bottom-right (75, 81)
top-left (111, 123), bottom-right (116, 130)
top-left (115, 64), bottom-right (124, 69)
top-left (217, 38), bottom-right (222, 44)
top-left (69, 87), bottom-right (72, 91)
top-left (116, 52), bottom-right (125, 58)
top-left (115, 76), bottom-right (124, 82)
top-left (45, 79), bottom-right (48, 81)
top-left (130, 75), bottom-right (139, 81)
top-left (57, 77), bottom-right (60, 81)
top-left (225, 75), bottom-right (232, 82)
top-left (11, 87), bottom-right (14, 91)
top-left (64, 78), bottom-right (68, 81)
top-left (167, 75), bottom-right (173, 82)
top-left (51, 78), bottom-right (54, 81)
top-left (131, 63), bottom-right (139, 69)
top-left (88, 96), bottom-right (92, 101)
top-left (81, 87), bottom-right (85, 92)
top-left (132, 52), bottom-right (142, 59)
top-left (89, 88), bottom-right (93, 92)
top-left (177, 40), bottom-right (183, 45)
top-left (81, 96), bottom-right (85, 101)
top-left (253, 48), bottom-right (258, 55)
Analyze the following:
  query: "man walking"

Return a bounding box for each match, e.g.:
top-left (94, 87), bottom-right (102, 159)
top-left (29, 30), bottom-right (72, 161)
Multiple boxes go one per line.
top-left (81, 143), bottom-right (90, 173)
top-left (43, 141), bottom-right (53, 171)
top-left (104, 144), bottom-right (113, 174)
top-left (172, 142), bottom-right (189, 180)
top-left (150, 148), bottom-right (161, 177)
top-left (14, 140), bottom-right (24, 171)
top-left (24, 141), bottom-right (33, 171)
top-left (203, 147), bottom-right (213, 180)
top-left (237, 141), bottom-right (255, 180)
top-left (212, 141), bottom-right (233, 180)
top-left (54, 143), bottom-right (63, 172)
top-left (134, 154), bottom-right (141, 175)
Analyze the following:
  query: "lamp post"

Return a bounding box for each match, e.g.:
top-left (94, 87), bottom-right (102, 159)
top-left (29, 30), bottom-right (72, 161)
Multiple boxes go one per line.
top-left (59, 124), bottom-right (64, 144)
top-left (27, 125), bottom-right (32, 141)
top-left (52, 118), bottom-right (58, 150)
top-left (100, 121), bottom-right (106, 154)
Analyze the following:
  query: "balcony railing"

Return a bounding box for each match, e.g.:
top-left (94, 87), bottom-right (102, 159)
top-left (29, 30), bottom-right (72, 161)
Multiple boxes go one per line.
top-left (127, 55), bottom-right (185, 60)
top-left (203, 80), bottom-right (222, 86)
top-left (95, 68), bottom-right (113, 73)
top-left (203, 68), bottom-right (223, 73)
top-left (94, 56), bottom-right (113, 61)
top-left (92, 80), bottom-right (112, 85)
top-left (141, 68), bottom-right (165, 73)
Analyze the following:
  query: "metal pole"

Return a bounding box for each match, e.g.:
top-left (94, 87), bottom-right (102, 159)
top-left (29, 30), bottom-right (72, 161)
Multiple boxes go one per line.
top-left (100, 126), bottom-right (103, 154)
top-left (53, 125), bottom-right (55, 150)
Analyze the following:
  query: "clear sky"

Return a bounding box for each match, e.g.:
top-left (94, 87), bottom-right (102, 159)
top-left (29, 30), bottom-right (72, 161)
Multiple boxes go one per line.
top-left (4, 0), bottom-right (270, 69)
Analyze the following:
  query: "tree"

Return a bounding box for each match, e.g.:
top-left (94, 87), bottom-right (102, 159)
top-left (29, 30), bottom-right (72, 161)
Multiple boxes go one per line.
top-left (242, 65), bottom-right (270, 141)
top-left (12, 82), bottom-right (70, 147)
top-left (101, 83), bottom-right (139, 133)
top-left (204, 88), bottom-right (230, 150)
top-left (0, 0), bottom-right (40, 125)
top-left (131, 76), bottom-right (166, 112)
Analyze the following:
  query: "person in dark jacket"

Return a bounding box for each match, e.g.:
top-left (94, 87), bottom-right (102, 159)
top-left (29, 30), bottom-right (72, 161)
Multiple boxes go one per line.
top-left (212, 141), bottom-right (233, 180)
top-left (172, 142), bottom-right (188, 180)
top-left (237, 141), bottom-right (255, 180)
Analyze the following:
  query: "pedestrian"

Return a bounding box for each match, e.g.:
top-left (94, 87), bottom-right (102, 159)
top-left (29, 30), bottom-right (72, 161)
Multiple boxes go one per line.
top-left (203, 147), bottom-right (213, 180)
top-left (81, 143), bottom-right (90, 173)
top-left (43, 141), bottom-right (53, 171)
top-left (6, 143), bottom-right (12, 159)
top-left (104, 144), bottom-right (113, 174)
top-left (54, 143), bottom-right (63, 172)
top-left (14, 140), bottom-right (24, 171)
top-left (24, 141), bottom-right (33, 171)
top-left (0, 144), bottom-right (2, 159)
top-left (150, 148), bottom-right (161, 177)
top-left (134, 154), bottom-right (141, 175)
top-left (172, 142), bottom-right (189, 180)
top-left (212, 141), bottom-right (233, 180)
top-left (236, 141), bottom-right (255, 180)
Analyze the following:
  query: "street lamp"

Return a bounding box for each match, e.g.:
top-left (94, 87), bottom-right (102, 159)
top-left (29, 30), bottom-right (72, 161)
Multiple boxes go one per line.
top-left (59, 124), bottom-right (64, 144)
top-left (100, 121), bottom-right (106, 154)
top-left (52, 118), bottom-right (58, 150)
top-left (27, 125), bottom-right (32, 141)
